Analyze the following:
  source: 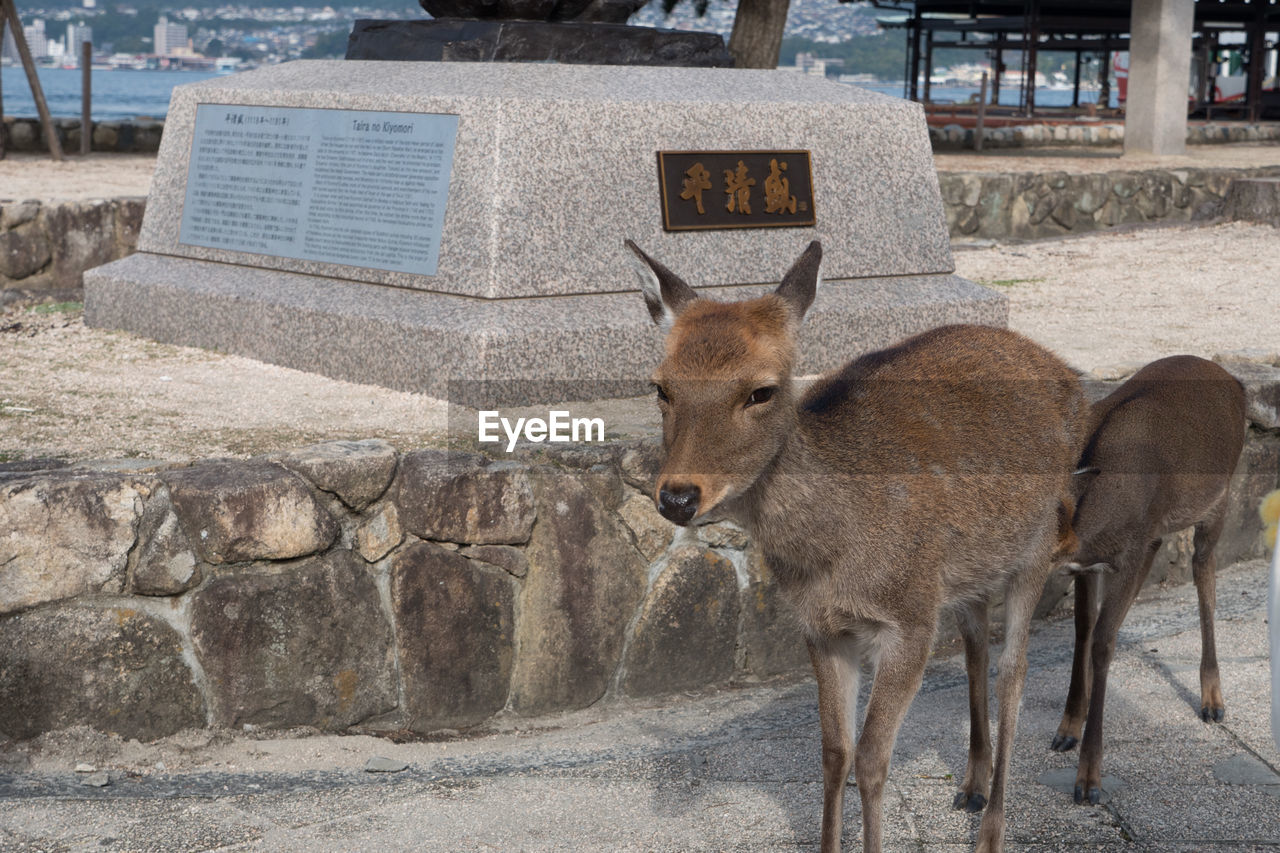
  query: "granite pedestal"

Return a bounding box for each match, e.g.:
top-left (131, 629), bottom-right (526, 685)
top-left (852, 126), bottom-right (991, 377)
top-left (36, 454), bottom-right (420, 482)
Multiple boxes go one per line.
top-left (84, 61), bottom-right (1004, 405)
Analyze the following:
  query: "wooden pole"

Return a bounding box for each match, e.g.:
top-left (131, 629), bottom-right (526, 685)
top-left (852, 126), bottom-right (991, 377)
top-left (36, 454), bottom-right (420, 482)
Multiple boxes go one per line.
top-left (975, 71), bottom-right (989, 152)
top-left (80, 39), bottom-right (91, 155)
top-left (0, 13), bottom-right (7, 160)
top-left (0, 0), bottom-right (63, 160)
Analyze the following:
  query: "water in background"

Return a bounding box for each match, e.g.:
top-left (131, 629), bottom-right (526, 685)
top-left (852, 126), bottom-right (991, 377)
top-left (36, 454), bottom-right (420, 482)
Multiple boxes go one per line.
top-left (2, 67), bottom-right (221, 121)
top-left (0, 67), bottom-right (1117, 122)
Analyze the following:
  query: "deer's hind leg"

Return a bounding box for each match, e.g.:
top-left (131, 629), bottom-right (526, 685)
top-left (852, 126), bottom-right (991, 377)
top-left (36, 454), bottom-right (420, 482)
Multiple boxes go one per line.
top-left (1075, 539), bottom-right (1159, 805)
top-left (1193, 503), bottom-right (1229, 723)
top-left (975, 544), bottom-right (1059, 853)
top-left (954, 598), bottom-right (993, 813)
top-left (1052, 572), bottom-right (1100, 752)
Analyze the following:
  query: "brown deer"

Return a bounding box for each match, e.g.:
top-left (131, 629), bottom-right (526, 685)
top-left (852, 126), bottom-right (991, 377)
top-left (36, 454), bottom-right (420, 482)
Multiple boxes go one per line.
top-left (1048, 355), bottom-right (1246, 806)
top-left (626, 239), bottom-right (1089, 853)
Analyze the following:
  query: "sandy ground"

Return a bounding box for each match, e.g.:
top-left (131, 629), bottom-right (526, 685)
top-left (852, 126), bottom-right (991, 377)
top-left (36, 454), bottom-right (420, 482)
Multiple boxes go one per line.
top-left (2, 148), bottom-right (1280, 463)
top-left (0, 152), bottom-right (157, 201)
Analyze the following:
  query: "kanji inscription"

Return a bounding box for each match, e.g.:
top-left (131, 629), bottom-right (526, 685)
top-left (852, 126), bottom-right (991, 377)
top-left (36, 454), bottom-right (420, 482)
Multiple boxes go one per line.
top-left (657, 151), bottom-right (815, 231)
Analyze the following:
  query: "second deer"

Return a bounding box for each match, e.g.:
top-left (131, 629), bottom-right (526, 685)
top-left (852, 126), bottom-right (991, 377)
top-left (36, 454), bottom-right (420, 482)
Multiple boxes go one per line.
top-left (627, 239), bottom-right (1089, 853)
top-left (1049, 355), bottom-right (1247, 805)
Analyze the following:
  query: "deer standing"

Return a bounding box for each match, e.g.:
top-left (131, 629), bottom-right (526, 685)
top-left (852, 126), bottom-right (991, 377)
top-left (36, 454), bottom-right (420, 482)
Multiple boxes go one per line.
top-left (627, 239), bottom-right (1089, 853)
top-left (1048, 355), bottom-right (1246, 805)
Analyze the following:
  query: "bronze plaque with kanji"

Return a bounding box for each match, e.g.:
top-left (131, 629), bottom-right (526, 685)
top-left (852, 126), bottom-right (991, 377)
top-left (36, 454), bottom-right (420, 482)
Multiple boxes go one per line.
top-left (657, 150), bottom-right (815, 232)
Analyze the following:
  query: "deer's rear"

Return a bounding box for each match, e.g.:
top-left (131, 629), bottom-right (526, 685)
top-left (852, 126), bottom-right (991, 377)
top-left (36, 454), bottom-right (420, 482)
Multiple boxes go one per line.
top-left (1050, 355), bottom-right (1247, 806)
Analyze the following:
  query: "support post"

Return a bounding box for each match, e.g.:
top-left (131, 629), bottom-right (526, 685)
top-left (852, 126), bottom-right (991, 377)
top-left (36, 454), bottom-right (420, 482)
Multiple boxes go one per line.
top-left (923, 28), bottom-right (933, 103)
top-left (1073, 44), bottom-right (1083, 107)
top-left (909, 6), bottom-right (922, 102)
top-left (1124, 0), bottom-right (1194, 156)
top-left (80, 40), bottom-right (91, 155)
top-left (1246, 4), bottom-right (1265, 123)
top-left (0, 0), bottom-right (63, 160)
top-left (975, 71), bottom-right (988, 152)
top-left (1025, 0), bottom-right (1039, 116)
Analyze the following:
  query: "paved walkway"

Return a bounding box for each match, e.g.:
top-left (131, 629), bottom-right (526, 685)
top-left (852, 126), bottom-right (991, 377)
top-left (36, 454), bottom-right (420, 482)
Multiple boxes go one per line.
top-left (2, 559), bottom-right (1276, 851)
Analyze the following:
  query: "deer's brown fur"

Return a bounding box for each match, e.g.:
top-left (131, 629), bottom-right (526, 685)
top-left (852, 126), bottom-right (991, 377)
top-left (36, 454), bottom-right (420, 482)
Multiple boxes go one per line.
top-left (1049, 355), bottom-right (1247, 806)
top-left (628, 239), bottom-right (1090, 852)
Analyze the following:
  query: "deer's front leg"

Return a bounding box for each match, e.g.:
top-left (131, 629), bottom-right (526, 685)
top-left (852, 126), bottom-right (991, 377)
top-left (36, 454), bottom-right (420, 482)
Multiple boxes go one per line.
top-left (808, 636), bottom-right (865, 853)
top-left (853, 627), bottom-right (932, 853)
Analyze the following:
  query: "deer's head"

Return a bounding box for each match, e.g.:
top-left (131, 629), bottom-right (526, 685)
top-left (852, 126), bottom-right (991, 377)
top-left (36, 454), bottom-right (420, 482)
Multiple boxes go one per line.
top-left (627, 240), bottom-right (822, 525)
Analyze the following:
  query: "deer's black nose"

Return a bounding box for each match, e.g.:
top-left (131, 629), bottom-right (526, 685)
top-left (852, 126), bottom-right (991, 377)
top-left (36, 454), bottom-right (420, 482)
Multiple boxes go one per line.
top-left (657, 485), bottom-right (700, 525)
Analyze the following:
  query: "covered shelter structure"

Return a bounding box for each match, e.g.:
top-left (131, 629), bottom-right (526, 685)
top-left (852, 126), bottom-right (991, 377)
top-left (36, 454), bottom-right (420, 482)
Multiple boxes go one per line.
top-left (868, 0), bottom-right (1279, 124)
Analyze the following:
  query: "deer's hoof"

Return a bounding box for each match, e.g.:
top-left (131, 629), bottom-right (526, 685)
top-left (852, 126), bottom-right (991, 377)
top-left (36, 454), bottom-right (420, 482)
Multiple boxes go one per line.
top-left (953, 790), bottom-right (987, 813)
top-left (1200, 705), bottom-right (1225, 723)
top-left (1050, 733), bottom-right (1078, 752)
top-left (1072, 785), bottom-right (1104, 806)
top-left (1072, 784), bottom-right (1102, 805)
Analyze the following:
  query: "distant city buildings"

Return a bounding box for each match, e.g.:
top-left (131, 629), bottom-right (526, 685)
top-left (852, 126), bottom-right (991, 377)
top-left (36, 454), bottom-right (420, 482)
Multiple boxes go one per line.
top-left (66, 22), bottom-right (93, 61)
top-left (154, 15), bottom-right (189, 57)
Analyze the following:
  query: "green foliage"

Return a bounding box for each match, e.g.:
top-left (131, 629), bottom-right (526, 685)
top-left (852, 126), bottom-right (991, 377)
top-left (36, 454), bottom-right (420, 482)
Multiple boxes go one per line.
top-left (27, 301), bottom-right (83, 314)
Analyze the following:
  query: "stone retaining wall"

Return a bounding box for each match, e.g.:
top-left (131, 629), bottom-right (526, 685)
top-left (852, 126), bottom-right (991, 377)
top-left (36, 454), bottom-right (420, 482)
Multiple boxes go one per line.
top-left (939, 165), bottom-right (1280, 242)
top-left (2, 359), bottom-right (1278, 743)
top-left (929, 121), bottom-right (1280, 150)
top-left (0, 197), bottom-right (146, 298)
top-left (1, 117), bottom-right (164, 154)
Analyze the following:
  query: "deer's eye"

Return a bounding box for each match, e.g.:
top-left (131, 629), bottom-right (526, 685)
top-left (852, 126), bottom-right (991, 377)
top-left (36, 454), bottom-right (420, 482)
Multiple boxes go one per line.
top-left (746, 386), bottom-right (776, 407)
top-left (652, 383), bottom-right (669, 404)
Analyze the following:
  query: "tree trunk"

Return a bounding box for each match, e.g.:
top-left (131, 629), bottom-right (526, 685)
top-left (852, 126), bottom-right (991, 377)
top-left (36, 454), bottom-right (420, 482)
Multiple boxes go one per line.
top-left (727, 0), bottom-right (790, 69)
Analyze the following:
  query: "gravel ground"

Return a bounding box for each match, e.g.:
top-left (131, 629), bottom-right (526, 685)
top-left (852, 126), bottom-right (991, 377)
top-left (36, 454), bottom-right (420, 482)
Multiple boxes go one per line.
top-left (2, 148), bottom-right (1279, 463)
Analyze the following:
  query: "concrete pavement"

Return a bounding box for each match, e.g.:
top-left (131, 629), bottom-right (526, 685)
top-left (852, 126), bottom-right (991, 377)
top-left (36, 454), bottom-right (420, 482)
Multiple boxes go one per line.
top-left (2, 559), bottom-right (1277, 851)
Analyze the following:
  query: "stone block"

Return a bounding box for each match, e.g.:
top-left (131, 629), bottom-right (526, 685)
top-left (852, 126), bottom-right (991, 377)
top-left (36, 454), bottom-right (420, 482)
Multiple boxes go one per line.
top-left (617, 492), bottom-right (673, 562)
top-left (164, 460), bottom-right (338, 563)
top-left (114, 198), bottom-right (146, 251)
top-left (1225, 178), bottom-right (1280, 226)
top-left (131, 486), bottom-right (201, 596)
top-left (92, 122), bottom-right (119, 149)
top-left (356, 501), bottom-right (403, 562)
top-left (0, 225), bottom-right (52, 280)
top-left (395, 450), bottom-right (535, 545)
top-left (461, 543), bottom-right (529, 578)
top-left (619, 439), bottom-right (662, 493)
top-left (280, 438), bottom-right (398, 511)
top-left (0, 474), bottom-right (146, 614)
top-left (1218, 360), bottom-right (1280, 430)
top-left (622, 545), bottom-right (740, 697)
top-left (189, 549), bottom-right (396, 729)
top-left (1216, 434), bottom-right (1280, 567)
top-left (738, 548), bottom-right (810, 679)
top-left (0, 604), bottom-right (204, 740)
top-left (0, 201), bottom-right (39, 229)
top-left (508, 468), bottom-right (648, 715)
top-left (44, 202), bottom-right (118, 287)
top-left (391, 541), bottom-right (515, 731)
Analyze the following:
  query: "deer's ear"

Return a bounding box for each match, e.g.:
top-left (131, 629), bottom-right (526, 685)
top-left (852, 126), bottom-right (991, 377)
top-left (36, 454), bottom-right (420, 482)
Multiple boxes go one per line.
top-left (625, 240), bottom-right (698, 331)
top-left (775, 240), bottom-right (822, 324)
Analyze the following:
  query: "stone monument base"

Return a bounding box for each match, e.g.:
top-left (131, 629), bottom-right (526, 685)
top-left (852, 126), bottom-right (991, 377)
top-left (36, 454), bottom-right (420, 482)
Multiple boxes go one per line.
top-left (84, 255), bottom-right (1004, 407)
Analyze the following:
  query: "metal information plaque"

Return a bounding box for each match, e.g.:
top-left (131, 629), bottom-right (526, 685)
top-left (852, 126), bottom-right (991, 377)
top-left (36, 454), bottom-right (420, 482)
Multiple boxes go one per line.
top-left (657, 150), bottom-right (815, 232)
top-left (179, 104), bottom-right (459, 276)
